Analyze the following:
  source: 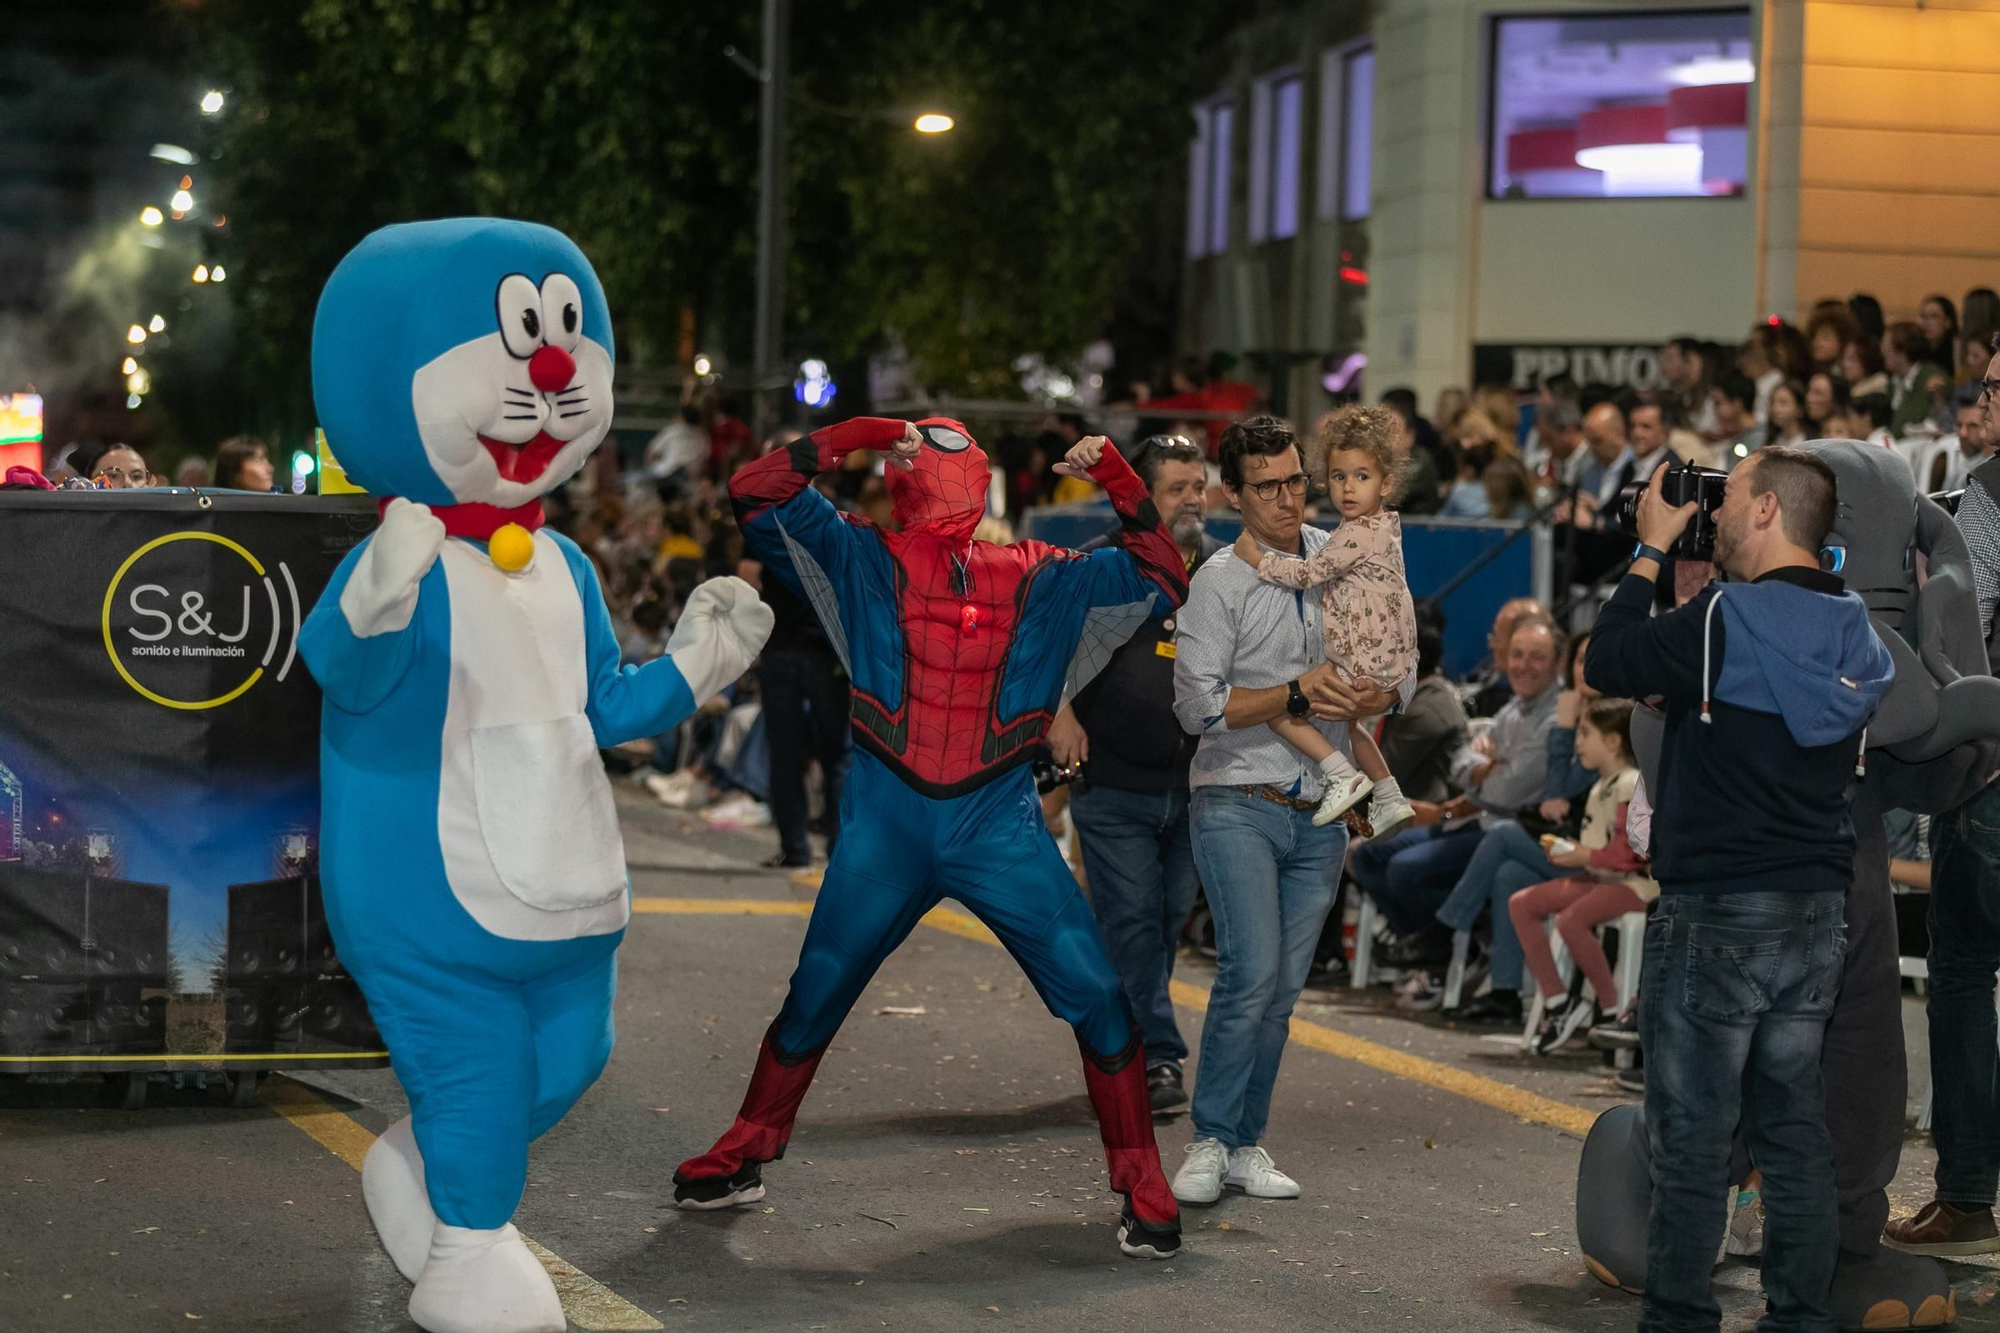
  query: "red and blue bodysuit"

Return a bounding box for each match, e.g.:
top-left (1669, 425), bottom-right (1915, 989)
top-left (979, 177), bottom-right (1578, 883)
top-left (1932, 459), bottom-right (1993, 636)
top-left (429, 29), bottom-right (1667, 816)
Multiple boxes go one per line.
top-left (673, 416), bottom-right (1188, 1257)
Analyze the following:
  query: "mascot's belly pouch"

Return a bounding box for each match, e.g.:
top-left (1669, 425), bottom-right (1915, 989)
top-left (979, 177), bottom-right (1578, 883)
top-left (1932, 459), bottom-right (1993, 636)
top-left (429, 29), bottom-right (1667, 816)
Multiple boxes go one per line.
top-left (436, 533), bottom-right (629, 941)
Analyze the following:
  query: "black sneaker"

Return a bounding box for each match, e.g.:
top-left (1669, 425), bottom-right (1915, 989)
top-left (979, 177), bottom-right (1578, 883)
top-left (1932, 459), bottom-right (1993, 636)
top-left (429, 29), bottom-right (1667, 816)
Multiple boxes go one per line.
top-left (1614, 1065), bottom-right (1645, 1094)
top-left (1147, 1063), bottom-right (1188, 1112)
top-left (1452, 989), bottom-right (1524, 1027)
top-left (1588, 1008), bottom-right (1640, 1051)
top-left (761, 851), bottom-right (811, 869)
top-left (672, 1162), bottom-right (767, 1210)
top-left (1117, 1201), bottom-right (1182, 1259)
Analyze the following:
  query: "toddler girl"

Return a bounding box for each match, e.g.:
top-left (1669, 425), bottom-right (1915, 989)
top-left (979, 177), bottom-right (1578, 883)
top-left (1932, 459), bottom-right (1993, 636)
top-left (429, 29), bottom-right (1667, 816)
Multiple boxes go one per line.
top-left (1232, 406), bottom-right (1417, 834)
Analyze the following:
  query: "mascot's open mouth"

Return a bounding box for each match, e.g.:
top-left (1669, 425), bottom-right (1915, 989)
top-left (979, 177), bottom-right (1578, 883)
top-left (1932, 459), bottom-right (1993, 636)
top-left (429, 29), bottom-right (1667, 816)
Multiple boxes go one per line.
top-left (479, 431), bottom-right (568, 485)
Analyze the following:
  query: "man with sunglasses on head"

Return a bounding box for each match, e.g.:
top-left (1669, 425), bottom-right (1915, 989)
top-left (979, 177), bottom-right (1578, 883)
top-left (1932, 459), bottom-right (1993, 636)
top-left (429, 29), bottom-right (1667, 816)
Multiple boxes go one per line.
top-left (1171, 415), bottom-right (1412, 1205)
top-left (1049, 435), bottom-right (1219, 1112)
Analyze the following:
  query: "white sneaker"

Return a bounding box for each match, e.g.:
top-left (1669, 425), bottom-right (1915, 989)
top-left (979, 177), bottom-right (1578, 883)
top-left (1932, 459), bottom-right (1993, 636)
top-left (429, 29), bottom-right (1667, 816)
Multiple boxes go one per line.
top-left (1313, 774), bottom-right (1373, 827)
top-left (1171, 1137), bottom-right (1229, 1204)
top-left (1225, 1145), bottom-right (1302, 1199)
top-left (644, 770), bottom-right (713, 810)
top-left (1365, 790), bottom-right (1416, 839)
top-left (1725, 1183), bottom-right (1765, 1258)
top-left (701, 795), bottom-right (771, 828)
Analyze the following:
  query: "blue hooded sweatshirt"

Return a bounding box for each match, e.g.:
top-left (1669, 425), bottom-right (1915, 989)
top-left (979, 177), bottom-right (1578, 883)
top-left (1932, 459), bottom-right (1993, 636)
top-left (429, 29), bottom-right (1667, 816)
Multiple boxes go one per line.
top-left (1585, 566), bottom-right (1894, 896)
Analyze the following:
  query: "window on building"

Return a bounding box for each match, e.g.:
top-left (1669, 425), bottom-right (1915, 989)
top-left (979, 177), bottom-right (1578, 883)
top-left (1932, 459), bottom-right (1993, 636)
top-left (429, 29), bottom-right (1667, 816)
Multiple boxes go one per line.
top-left (1317, 44), bottom-right (1374, 223)
top-left (1487, 9), bottom-right (1753, 200)
top-left (1187, 99), bottom-right (1234, 258)
top-left (1250, 71), bottom-right (1304, 243)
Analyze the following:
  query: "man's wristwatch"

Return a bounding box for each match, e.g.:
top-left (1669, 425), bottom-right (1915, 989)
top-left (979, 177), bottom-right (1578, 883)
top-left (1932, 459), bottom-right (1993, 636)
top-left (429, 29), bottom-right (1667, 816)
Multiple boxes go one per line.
top-left (1286, 679), bottom-right (1310, 718)
top-left (1631, 542), bottom-right (1668, 565)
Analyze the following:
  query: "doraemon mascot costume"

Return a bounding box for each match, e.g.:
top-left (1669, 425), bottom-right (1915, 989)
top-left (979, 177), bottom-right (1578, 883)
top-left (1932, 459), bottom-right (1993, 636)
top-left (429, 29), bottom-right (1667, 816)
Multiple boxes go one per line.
top-left (300, 218), bottom-right (773, 1333)
top-left (1576, 439), bottom-right (2000, 1331)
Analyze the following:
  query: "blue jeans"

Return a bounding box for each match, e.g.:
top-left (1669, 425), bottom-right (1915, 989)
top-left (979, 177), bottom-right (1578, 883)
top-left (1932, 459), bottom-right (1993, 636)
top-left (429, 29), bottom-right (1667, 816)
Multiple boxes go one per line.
top-left (1435, 822), bottom-right (1558, 991)
top-left (1642, 890), bottom-right (1846, 1333)
top-left (1347, 822), bottom-right (1486, 938)
top-left (1188, 786), bottom-right (1348, 1149)
top-left (1071, 783), bottom-right (1199, 1069)
top-left (1927, 777), bottom-right (2000, 1209)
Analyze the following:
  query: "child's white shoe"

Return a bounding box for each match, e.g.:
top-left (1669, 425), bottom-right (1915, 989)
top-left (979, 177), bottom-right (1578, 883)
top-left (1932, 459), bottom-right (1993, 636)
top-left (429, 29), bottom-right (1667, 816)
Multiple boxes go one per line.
top-left (1313, 774), bottom-right (1372, 826)
top-left (1366, 790), bottom-right (1416, 839)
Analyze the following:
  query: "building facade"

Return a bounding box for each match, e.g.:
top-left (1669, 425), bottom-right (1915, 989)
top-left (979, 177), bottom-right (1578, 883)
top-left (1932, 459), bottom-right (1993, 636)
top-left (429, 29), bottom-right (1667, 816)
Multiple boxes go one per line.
top-left (1182, 0), bottom-right (2000, 411)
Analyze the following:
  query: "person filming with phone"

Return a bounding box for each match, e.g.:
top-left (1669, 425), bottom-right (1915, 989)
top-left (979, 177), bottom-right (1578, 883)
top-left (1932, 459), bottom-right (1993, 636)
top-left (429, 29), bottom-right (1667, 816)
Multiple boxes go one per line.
top-left (1584, 446), bottom-right (1893, 1333)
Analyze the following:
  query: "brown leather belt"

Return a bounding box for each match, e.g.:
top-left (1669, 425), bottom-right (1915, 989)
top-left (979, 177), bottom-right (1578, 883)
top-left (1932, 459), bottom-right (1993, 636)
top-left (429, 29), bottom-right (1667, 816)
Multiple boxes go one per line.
top-left (1242, 784), bottom-right (1318, 812)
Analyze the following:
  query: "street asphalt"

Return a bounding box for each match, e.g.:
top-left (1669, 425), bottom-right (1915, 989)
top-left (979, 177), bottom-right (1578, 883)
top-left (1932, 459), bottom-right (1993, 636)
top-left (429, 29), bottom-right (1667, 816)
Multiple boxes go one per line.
top-left (3, 780), bottom-right (1998, 1332)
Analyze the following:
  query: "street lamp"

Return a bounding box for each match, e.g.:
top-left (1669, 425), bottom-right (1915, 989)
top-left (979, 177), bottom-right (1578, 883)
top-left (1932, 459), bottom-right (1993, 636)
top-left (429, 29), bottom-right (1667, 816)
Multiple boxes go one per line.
top-left (200, 89), bottom-right (225, 115)
top-left (914, 113), bottom-right (955, 134)
top-left (139, 206), bottom-right (163, 227)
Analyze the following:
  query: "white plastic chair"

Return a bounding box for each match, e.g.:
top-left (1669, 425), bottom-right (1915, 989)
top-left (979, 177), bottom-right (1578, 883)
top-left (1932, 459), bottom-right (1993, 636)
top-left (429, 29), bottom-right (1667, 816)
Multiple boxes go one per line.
top-left (1520, 910), bottom-right (1647, 1051)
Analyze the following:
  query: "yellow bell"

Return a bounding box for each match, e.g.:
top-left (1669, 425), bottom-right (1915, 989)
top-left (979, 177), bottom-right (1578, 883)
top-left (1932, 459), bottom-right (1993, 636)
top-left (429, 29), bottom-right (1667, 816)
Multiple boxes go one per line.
top-left (489, 523), bottom-right (535, 572)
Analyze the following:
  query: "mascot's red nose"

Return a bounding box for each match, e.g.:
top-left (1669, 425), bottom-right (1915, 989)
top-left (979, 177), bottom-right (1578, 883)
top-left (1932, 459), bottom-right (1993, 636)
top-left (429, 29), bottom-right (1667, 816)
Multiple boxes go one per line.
top-left (528, 345), bottom-right (576, 394)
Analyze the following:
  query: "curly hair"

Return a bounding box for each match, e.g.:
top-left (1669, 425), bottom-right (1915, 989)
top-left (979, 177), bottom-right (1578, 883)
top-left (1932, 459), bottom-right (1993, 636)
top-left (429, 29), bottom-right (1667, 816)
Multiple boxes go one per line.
top-left (1312, 404), bottom-right (1407, 503)
top-left (1217, 414), bottom-right (1298, 490)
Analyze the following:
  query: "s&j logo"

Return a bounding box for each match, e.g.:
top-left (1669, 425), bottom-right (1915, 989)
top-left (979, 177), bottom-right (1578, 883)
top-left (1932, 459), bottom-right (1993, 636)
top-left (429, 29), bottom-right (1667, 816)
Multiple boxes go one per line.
top-left (100, 531), bottom-right (303, 710)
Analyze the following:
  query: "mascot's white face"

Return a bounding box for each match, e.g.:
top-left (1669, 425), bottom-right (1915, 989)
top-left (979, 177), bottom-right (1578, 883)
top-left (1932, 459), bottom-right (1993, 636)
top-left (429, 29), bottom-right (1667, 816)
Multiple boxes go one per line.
top-left (409, 271), bottom-right (616, 508)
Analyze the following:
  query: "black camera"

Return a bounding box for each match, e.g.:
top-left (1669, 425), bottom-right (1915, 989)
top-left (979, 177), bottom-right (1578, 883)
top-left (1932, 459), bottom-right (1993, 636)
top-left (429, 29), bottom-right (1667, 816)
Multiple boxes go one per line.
top-left (1613, 460), bottom-right (1729, 561)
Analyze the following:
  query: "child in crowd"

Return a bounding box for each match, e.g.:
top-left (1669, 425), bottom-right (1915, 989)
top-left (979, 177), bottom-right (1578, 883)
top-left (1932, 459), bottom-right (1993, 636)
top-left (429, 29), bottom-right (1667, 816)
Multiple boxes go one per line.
top-left (1232, 406), bottom-right (1418, 835)
top-left (1509, 697), bottom-right (1654, 1055)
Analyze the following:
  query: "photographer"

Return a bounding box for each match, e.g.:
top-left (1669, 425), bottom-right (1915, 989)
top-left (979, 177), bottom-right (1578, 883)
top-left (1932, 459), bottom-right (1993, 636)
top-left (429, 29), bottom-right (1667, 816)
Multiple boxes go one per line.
top-left (1585, 449), bottom-right (1893, 1333)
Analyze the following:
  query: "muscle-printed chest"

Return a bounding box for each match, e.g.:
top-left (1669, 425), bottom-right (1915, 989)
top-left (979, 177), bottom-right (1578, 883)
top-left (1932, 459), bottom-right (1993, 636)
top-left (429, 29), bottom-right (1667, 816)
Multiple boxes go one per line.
top-left (894, 546), bottom-right (1026, 687)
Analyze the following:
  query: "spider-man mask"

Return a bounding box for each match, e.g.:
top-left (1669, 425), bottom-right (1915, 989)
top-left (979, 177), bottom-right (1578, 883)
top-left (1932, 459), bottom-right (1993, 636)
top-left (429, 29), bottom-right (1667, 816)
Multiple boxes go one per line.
top-left (886, 417), bottom-right (991, 545)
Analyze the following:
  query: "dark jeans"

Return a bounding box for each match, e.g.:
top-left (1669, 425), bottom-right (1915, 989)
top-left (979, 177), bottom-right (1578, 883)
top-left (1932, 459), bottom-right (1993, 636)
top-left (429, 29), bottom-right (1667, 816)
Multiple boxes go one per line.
top-left (1642, 890), bottom-right (1847, 1333)
top-left (1347, 822), bottom-right (1486, 938)
top-left (1069, 782), bottom-right (1199, 1069)
top-left (761, 650), bottom-right (850, 863)
top-left (1927, 777), bottom-right (2000, 1209)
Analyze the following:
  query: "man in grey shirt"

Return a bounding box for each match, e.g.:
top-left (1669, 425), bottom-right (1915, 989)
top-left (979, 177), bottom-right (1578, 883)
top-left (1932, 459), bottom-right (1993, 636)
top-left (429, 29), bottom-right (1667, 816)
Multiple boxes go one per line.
top-left (1349, 618), bottom-right (1561, 970)
top-left (1170, 416), bottom-right (1406, 1207)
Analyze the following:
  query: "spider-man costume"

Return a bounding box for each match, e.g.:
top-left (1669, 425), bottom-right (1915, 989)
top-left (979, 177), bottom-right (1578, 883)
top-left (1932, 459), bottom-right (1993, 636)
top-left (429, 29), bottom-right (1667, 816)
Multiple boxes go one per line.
top-left (673, 416), bottom-right (1189, 1258)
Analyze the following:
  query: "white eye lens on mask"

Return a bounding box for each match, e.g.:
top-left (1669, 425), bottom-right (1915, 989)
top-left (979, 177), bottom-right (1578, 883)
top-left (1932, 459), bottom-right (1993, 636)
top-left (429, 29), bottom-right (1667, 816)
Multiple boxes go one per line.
top-left (921, 427), bottom-right (970, 452)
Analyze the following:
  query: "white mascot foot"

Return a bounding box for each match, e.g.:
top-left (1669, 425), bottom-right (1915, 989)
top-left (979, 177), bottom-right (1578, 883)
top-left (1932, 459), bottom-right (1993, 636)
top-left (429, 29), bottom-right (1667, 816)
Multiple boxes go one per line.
top-left (407, 1223), bottom-right (564, 1333)
top-left (362, 1116), bottom-right (437, 1283)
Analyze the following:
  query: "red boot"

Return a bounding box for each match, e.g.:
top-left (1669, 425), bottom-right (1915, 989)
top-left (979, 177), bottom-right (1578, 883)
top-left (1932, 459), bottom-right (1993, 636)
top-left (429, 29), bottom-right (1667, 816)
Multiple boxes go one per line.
top-left (673, 1030), bottom-right (824, 1210)
top-left (1080, 1034), bottom-right (1182, 1259)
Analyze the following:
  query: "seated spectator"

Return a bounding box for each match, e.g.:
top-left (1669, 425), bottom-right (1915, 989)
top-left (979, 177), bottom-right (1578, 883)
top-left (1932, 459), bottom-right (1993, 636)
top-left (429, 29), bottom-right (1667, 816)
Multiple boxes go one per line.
top-left (174, 456), bottom-right (211, 488)
top-left (1842, 334), bottom-right (1889, 401)
top-left (1805, 371), bottom-right (1850, 439)
top-left (1349, 616), bottom-right (1561, 966)
top-left (1381, 391), bottom-right (1443, 515)
top-left (1885, 321), bottom-right (1949, 436)
top-left (1439, 409), bottom-right (1505, 518)
top-left (1711, 372), bottom-right (1761, 467)
top-left (1510, 699), bottom-right (1654, 1049)
top-left (1539, 629), bottom-right (1601, 819)
top-left (1806, 304), bottom-right (1861, 377)
top-left (1464, 596), bottom-right (1549, 719)
top-left (1482, 456), bottom-right (1536, 522)
top-left (79, 442), bottom-right (150, 489)
top-left (1377, 626), bottom-right (1470, 804)
top-left (1765, 380), bottom-right (1810, 450)
top-left (214, 435), bottom-right (275, 492)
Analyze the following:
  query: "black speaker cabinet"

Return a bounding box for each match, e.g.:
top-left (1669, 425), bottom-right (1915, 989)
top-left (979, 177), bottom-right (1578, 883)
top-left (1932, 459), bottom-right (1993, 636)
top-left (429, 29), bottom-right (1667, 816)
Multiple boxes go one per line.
top-left (226, 878), bottom-right (308, 985)
top-left (0, 866), bottom-right (169, 986)
top-left (0, 980), bottom-right (88, 1056)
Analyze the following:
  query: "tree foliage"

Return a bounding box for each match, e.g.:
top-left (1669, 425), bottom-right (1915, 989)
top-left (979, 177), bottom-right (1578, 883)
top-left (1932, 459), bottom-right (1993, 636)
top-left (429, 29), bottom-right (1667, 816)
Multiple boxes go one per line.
top-left (194, 0), bottom-right (1232, 430)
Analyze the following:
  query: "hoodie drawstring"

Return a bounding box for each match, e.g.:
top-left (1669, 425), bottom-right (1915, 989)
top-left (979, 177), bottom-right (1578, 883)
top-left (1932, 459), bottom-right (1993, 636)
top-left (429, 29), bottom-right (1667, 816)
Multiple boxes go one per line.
top-left (1701, 589), bottom-right (1722, 725)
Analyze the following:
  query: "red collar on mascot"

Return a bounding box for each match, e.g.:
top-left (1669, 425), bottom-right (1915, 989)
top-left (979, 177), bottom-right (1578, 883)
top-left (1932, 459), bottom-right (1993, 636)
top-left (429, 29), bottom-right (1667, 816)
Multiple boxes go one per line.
top-left (377, 495), bottom-right (546, 540)
top-left (887, 417), bottom-right (991, 547)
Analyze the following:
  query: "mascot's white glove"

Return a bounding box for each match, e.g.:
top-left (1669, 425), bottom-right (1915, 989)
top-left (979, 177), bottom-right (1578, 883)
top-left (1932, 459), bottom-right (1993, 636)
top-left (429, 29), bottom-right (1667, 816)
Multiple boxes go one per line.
top-left (340, 497), bottom-right (447, 638)
top-left (667, 576), bottom-right (776, 705)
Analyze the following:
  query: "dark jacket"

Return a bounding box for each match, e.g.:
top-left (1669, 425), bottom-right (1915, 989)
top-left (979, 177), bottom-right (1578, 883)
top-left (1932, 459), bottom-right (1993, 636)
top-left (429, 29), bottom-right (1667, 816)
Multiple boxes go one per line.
top-left (1070, 531), bottom-right (1220, 793)
top-left (1377, 674), bottom-right (1469, 802)
top-left (1586, 566), bottom-right (1893, 896)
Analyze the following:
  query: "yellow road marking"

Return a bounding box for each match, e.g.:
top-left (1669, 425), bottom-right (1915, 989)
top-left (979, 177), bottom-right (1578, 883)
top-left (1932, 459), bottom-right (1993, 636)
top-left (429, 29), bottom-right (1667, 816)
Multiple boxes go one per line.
top-left (260, 1076), bottom-right (664, 1331)
top-left (644, 893), bottom-right (1597, 1139)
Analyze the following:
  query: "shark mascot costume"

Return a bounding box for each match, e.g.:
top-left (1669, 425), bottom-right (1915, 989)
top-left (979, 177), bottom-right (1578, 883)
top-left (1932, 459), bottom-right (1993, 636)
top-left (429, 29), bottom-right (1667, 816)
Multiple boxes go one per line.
top-left (1576, 439), bottom-right (2000, 1330)
top-left (300, 218), bottom-right (773, 1333)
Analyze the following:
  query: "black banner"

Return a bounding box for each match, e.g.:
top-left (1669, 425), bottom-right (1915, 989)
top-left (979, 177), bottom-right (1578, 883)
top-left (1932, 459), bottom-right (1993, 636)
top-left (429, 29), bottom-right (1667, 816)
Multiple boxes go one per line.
top-left (0, 490), bottom-right (388, 1073)
top-left (1473, 342), bottom-right (1663, 392)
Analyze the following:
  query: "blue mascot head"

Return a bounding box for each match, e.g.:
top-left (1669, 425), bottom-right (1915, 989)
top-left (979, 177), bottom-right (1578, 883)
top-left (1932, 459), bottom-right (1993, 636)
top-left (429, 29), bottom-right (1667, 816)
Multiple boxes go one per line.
top-left (312, 218), bottom-right (615, 508)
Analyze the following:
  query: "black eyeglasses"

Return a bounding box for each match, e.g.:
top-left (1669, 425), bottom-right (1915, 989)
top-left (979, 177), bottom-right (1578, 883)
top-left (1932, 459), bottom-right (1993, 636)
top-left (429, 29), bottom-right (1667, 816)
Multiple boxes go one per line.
top-left (1979, 378), bottom-right (2000, 403)
top-left (1244, 473), bottom-right (1310, 502)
